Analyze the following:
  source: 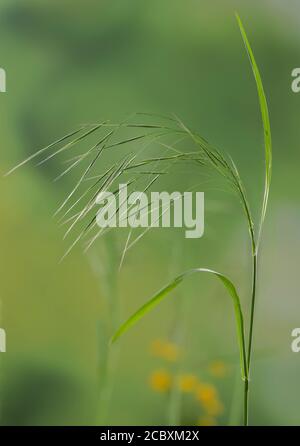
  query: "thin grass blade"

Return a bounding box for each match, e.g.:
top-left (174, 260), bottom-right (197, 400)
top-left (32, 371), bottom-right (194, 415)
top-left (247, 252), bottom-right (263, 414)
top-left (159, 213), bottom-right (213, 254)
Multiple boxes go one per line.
top-left (236, 13), bottom-right (272, 248)
top-left (111, 268), bottom-right (247, 380)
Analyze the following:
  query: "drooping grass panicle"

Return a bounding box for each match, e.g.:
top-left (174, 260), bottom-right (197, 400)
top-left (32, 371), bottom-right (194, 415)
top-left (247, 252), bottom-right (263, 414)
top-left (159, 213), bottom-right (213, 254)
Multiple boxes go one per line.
top-left (5, 111), bottom-right (253, 264)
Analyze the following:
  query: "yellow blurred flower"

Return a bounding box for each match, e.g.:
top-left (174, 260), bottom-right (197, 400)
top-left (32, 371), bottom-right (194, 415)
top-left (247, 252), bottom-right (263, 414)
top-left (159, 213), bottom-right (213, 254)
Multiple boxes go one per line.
top-left (208, 361), bottom-right (228, 378)
top-left (150, 339), bottom-right (180, 362)
top-left (198, 416), bottom-right (217, 426)
top-left (195, 383), bottom-right (217, 403)
top-left (202, 398), bottom-right (224, 417)
top-left (149, 369), bottom-right (172, 392)
top-left (195, 382), bottom-right (224, 416)
top-left (178, 374), bottom-right (198, 393)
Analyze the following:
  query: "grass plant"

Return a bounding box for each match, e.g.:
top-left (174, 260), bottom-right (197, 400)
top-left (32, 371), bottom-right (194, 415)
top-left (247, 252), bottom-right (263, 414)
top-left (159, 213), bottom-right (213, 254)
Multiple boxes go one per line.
top-left (7, 14), bottom-right (271, 426)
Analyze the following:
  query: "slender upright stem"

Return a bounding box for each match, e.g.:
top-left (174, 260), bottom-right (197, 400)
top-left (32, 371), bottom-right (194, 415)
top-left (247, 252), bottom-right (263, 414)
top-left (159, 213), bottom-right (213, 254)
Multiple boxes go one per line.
top-left (243, 378), bottom-right (249, 426)
top-left (247, 252), bottom-right (258, 369)
top-left (243, 249), bottom-right (257, 426)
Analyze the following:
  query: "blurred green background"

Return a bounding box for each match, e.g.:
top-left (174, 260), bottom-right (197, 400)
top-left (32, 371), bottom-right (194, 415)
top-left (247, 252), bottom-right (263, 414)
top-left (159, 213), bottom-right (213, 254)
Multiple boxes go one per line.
top-left (1, 0), bottom-right (300, 426)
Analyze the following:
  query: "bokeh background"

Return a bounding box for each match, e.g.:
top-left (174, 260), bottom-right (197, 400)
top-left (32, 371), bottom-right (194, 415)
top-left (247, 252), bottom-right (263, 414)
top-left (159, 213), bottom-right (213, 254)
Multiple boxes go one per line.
top-left (0, 0), bottom-right (300, 426)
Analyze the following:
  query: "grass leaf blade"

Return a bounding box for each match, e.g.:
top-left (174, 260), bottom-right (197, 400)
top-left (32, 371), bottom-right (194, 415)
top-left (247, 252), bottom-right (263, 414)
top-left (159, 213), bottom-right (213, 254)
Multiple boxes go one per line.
top-left (236, 13), bottom-right (272, 247)
top-left (111, 268), bottom-right (247, 380)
